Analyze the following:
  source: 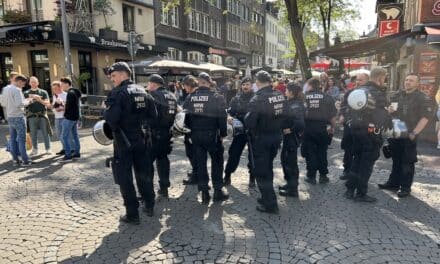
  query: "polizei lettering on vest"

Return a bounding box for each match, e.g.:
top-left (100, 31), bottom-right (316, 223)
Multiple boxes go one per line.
top-left (191, 96), bottom-right (209, 102)
top-left (268, 95), bottom-right (285, 104)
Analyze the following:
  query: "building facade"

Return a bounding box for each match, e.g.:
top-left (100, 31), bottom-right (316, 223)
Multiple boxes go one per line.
top-left (0, 0), bottom-right (164, 96)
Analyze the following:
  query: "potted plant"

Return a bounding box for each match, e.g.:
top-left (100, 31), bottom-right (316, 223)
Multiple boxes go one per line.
top-left (94, 0), bottom-right (117, 40)
top-left (1, 9), bottom-right (32, 24)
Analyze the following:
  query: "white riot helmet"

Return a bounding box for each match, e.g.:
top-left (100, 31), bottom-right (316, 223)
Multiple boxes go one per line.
top-left (172, 111), bottom-right (191, 137)
top-left (92, 120), bottom-right (113, 145)
top-left (347, 88), bottom-right (375, 111)
top-left (392, 119), bottom-right (408, 138)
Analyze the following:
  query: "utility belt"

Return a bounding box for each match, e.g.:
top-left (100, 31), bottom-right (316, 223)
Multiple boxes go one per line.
top-left (27, 111), bottom-right (47, 118)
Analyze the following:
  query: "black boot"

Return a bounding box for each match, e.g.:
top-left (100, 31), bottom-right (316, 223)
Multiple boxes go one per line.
top-left (213, 189), bottom-right (229, 202)
top-left (183, 176), bottom-right (198, 185)
top-left (355, 194), bottom-right (377, 203)
top-left (377, 182), bottom-right (399, 191)
top-left (201, 190), bottom-right (210, 204)
top-left (397, 189), bottom-right (410, 198)
top-left (223, 174), bottom-right (231, 186)
top-left (344, 189), bottom-right (355, 200)
top-left (305, 177), bottom-right (316, 185)
top-left (158, 187), bottom-right (169, 198)
top-left (319, 174), bottom-right (330, 184)
top-left (248, 177), bottom-right (256, 188)
top-left (339, 172), bottom-right (349, 180)
top-left (279, 189), bottom-right (298, 197)
top-left (278, 184), bottom-right (289, 191)
top-left (143, 207), bottom-right (154, 217)
top-left (256, 204), bottom-right (279, 214)
top-left (119, 214), bottom-right (140, 225)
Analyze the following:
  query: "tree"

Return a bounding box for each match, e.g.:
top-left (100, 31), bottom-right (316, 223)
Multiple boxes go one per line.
top-left (93, 0), bottom-right (116, 29)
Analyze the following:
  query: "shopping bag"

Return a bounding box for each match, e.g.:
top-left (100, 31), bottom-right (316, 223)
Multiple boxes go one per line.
top-left (26, 133), bottom-right (32, 151)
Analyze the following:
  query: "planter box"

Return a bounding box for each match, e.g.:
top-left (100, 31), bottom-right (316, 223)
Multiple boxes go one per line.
top-left (99, 28), bottom-right (118, 40)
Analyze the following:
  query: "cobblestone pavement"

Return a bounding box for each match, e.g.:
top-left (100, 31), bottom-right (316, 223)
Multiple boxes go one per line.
top-left (0, 124), bottom-right (439, 264)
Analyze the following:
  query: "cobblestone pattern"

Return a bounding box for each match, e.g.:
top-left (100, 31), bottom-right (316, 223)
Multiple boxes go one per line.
top-left (0, 126), bottom-right (439, 264)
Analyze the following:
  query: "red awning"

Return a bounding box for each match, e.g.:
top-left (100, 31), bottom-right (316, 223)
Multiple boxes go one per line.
top-left (426, 27), bottom-right (440, 44)
top-left (311, 62), bottom-right (370, 70)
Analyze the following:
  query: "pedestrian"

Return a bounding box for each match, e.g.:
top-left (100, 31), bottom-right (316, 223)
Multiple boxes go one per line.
top-left (378, 73), bottom-right (435, 197)
top-left (325, 77), bottom-right (341, 101)
top-left (0, 74), bottom-right (32, 166)
top-left (223, 76), bottom-right (255, 187)
top-left (24, 76), bottom-right (52, 156)
top-left (319, 72), bottom-right (329, 91)
top-left (49, 81), bottom-right (69, 155)
top-left (275, 79), bottom-right (286, 94)
top-left (104, 62), bottom-right (158, 223)
top-left (148, 74), bottom-right (177, 198)
top-left (244, 71), bottom-right (286, 214)
top-left (344, 67), bottom-right (391, 202)
top-left (181, 75), bottom-right (199, 185)
top-left (184, 72), bottom-right (229, 204)
top-left (279, 82), bottom-right (305, 197)
top-left (59, 77), bottom-right (82, 162)
top-left (302, 78), bottom-right (337, 185)
top-left (339, 73), bottom-right (370, 180)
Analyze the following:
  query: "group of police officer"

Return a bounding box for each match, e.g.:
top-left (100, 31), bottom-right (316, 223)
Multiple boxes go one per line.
top-left (102, 61), bottom-right (435, 224)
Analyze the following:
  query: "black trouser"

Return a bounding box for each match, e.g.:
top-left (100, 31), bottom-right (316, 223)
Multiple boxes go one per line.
top-left (0, 106), bottom-right (4, 120)
top-left (281, 134), bottom-right (299, 191)
top-left (224, 134), bottom-right (252, 178)
top-left (341, 124), bottom-right (354, 173)
top-left (302, 130), bottom-right (329, 179)
top-left (386, 138), bottom-right (417, 191)
top-left (252, 133), bottom-right (281, 209)
top-left (151, 129), bottom-right (173, 188)
top-left (112, 137), bottom-right (154, 217)
top-left (184, 134), bottom-right (198, 180)
top-left (346, 133), bottom-right (381, 196)
top-left (191, 130), bottom-right (224, 191)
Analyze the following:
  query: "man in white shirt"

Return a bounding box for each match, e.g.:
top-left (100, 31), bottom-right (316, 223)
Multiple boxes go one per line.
top-left (49, 81), bottom-right (69, 155)
top-left (0, 74), bottom-right (32, 166)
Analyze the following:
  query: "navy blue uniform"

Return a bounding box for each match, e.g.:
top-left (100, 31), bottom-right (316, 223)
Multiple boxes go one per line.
top-left (184, 86), bottom-right (227, 192)
top-left (224, 91), bottom-right (254, 181)
top-left (386, 90), bottom-right (434, 192)
top-left (346, 82), bottom-right (391, 196)
top-left (150, 87), bottom-right (177, 189)
top-left (303, 90), bottom-right (337, 180)
top-left (340, 89), bottom-right (355, 175)
top-left (104, 80), bottom-right (158, 217)
top-left (245, 86), bottom-right (286, 210)
top-left (281, 98), bottom-right (305, 191)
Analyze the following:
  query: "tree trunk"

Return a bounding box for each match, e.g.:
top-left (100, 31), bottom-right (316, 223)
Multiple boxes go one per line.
top-left (284, 0), bottom-right (311, 80)
top-left (292, 51), bottom-right (299, 71)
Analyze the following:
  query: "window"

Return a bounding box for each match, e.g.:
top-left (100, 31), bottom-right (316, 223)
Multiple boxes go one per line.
top-left (216, 21), bottom-right (221, 39)
top-left (216, 0), bottom-right (221, 9)
top-left (196, 12), bottom-right (202, 32)
top-left (167, 47), bottom-right (183, 61)
top-left (189, 11), bottom-right (195, 30)
top-left (210, 19), bottom-right (215, 37)
top-left (170, 6), bottom-right (179, 28)
top-left (161, 2), bottom-right (169, 25)
top-left (138, 8), bottom-right (142, 15)
top-left (187, 51), bottom-right (205, 63)
top-left (123, 4), bottom-right (135, 32)
top-left (203, 15), bottom-right (209, 34)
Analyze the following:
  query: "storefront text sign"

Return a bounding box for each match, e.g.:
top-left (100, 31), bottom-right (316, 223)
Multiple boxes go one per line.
top-left (420, 0), bottom-right (440, 23)
top-left (379, 20), bottom-right (400, 37)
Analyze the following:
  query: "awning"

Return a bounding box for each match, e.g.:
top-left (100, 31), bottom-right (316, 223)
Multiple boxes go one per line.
top-left (309, 30), bottom-right (416, 59)
top-left (426, 27), bottom-right (440, 44)
top-left (0, 24), bottom-right (33, 39)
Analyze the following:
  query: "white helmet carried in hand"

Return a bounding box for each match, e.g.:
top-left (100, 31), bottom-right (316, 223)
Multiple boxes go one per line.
top-left (392, 119), bottom-right (408, 138)
top-left (172, 111), bottom-right (191, 137)
top-left (347, 88), bottom-right (375, 111)
top-left (92, 120), bottom-right (113, 146)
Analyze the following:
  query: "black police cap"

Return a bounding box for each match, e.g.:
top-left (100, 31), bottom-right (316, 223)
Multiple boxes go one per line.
top-left (198, 72), bottom-right (211, 83)
top-left (149, 74), bottom-right (164, 85)
top-left (241, 76), bottom-right (252, 85)
top-left (256, 71), bottom-right (272, 83)
top-left (108, 62), bottom-right (131, 75)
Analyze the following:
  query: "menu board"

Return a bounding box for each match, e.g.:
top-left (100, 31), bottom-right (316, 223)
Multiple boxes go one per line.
top-left (419, 53), bottom-right (438, 75)
top-left (419, 76), bottom-right (437, 97)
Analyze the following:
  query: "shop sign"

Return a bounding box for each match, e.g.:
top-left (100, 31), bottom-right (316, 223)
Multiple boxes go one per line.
top-left (100, 39), bottom-right (146, 51)
top-left (377, 3), bottom-right (404, 37)
top-left (379, 20), bottom-right (400, 37)
top-left (420, 0), bottom-right (440, 23)
top-left (209, 47), bottom-right (228, 56)
top-left (239, 57), bottom-right (247, 65)
top-left (419, 76), bottom-right (437, 97)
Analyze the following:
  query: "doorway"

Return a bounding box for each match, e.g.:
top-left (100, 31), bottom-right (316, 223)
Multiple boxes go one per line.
top-left (30, 50), bottom-right (51, 97)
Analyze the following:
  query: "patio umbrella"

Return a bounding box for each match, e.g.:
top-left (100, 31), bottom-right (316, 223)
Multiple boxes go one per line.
top-left (198, 63), bottom-right (235, 73)
top-left (349, 69), bottom-right (371, 77)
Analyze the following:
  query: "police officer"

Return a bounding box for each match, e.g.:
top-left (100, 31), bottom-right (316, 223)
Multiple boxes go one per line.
top-left (245, 71), bottom-right (286, 214)
top-left (181, 75), bottom-right (199, 185)
top-left (148, 74), bottom-right (177, 198)
top-left (184, 72), bottom-right (229, 204)
top-left (339, 73), bottom-right (370, 180)
top-left (223, 76), bottom-right (255, 187)
top-left (302, 78), bottom-right (337, 185)
top-left (104, 62), bottom-right (157, 224)
top-left (378, 73), bottom-right (434, 197)
top-left (279, 83), bottom-right (305, 197)
top-left (345, 67), bottom-right (391, 202)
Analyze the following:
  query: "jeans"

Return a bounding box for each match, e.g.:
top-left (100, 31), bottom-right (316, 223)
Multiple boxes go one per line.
top-left (61, 119), bottom-right (80, 157)
top-left (28, 116), bottom-right (51, 150)
top-left (7, 117), bottom-right (29, 163)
